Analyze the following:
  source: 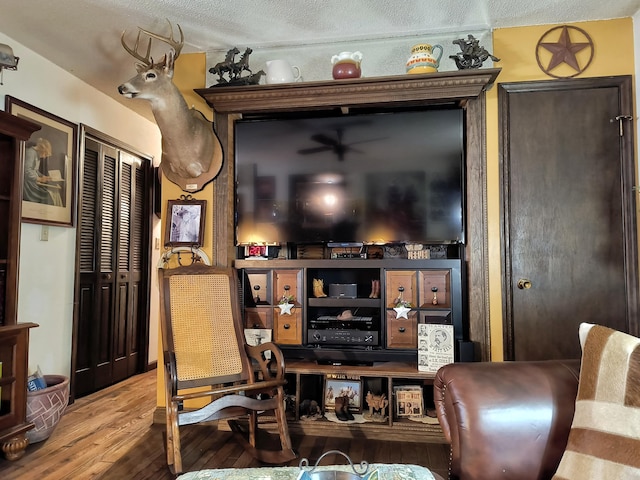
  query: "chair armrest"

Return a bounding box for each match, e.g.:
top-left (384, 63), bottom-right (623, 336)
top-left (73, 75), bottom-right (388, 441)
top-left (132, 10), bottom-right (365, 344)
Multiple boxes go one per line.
top-left (245, 341), bottom-right (287, 380)
top-left (163, 350), bottom-right (179, 395)
top-left (433, 360), bottom-right (580, 480)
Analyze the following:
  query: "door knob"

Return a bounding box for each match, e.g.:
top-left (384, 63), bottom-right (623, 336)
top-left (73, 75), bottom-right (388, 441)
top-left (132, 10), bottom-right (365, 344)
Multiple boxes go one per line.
top-left (517, 278), bottom-right (532, 289)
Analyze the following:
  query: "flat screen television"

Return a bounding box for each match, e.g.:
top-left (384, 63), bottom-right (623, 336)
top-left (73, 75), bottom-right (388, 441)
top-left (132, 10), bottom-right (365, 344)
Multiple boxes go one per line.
top-left (234, 107), bottom-right (465, 245)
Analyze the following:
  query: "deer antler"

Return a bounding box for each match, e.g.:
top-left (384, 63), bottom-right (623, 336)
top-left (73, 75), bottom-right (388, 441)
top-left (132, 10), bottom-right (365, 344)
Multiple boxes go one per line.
top-left (121, 19), bottom-right (184, 68)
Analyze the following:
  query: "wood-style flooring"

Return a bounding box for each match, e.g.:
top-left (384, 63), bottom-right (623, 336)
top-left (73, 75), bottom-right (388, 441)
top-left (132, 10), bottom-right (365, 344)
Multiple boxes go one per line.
top-left (0, 369), bottom-right (450, 479)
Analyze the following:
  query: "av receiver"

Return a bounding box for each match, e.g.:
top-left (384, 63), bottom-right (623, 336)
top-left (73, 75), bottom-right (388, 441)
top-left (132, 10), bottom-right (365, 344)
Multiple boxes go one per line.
top-left (307, 329), bottom-right (379, 346)
top-left (307, 315), bottom-right (380, 346)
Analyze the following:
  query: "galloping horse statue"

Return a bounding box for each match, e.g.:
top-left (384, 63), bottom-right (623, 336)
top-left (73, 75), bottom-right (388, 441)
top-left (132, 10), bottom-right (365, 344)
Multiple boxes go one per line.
top-left (209, 47), bottom-right (240, 82)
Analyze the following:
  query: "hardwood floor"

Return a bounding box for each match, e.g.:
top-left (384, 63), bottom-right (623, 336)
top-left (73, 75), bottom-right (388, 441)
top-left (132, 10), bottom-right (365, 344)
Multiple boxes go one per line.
top-left (0, 370), bottom-right (450, 479)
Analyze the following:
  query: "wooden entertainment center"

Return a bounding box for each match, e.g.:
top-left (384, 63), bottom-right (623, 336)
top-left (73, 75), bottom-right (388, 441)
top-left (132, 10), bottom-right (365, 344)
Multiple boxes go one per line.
top-left (197, 69), bottom-right (499, 441)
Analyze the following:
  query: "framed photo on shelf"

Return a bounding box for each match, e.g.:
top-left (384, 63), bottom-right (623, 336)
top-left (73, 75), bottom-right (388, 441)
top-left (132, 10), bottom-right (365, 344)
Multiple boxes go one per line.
top-left (164, 198), bottom-right (206, 247)
top-left (244, 328), bottom-right (272, 359)
top-left (6, 96), bottom-right (78, 227)
top-left (394, 385), bottom-right (424, 417)
top-left (324, 374), bottom-right (362, 413)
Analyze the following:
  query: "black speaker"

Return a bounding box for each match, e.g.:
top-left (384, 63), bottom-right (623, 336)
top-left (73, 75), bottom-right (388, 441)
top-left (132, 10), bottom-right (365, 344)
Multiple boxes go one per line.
top-left (457, 340), bottom-right (476, 362)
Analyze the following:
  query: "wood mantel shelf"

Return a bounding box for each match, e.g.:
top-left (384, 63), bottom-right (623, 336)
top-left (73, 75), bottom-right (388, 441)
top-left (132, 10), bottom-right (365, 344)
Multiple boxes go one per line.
top-left (196, 68), bottom-right (501, 114)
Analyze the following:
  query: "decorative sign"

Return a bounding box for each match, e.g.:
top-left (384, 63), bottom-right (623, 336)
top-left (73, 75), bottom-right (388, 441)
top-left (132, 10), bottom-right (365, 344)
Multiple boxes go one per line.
top-left (536, 25), bottom-right (594, 78)
top-left (418, 323), bottom-right (454, 373)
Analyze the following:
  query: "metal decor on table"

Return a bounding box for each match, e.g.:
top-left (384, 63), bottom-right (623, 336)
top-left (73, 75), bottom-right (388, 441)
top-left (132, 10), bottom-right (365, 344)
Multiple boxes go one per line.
top-left (297, 451), bottom-right (376, 480)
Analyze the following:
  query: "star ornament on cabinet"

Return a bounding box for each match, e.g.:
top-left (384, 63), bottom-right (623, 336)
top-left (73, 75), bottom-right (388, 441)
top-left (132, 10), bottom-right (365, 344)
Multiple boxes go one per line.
top-left (536, 25), bottom-right (594, 79)
top-left (278, 302), bottom-right (294, 315)
top-left (393, 305), bottom-right (411, 319)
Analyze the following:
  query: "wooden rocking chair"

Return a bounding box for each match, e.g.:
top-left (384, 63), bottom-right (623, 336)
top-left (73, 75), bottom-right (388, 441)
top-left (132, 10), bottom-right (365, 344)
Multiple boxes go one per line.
top-left (158, 264), bottom-right (297, 474)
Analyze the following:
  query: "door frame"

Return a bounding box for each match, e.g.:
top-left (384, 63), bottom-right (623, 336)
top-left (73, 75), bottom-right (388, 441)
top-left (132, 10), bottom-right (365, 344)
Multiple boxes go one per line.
top-left (499, 76), bottom-right (638, 360)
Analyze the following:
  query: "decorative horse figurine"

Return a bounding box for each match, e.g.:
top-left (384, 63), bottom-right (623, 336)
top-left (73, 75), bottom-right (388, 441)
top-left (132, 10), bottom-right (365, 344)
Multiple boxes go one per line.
top-left (118, 20), bottom-right (223, 192)
top-left (232, 47), bottom-right (253, 78)
top-left (209, 47), bottom-right (239, 83)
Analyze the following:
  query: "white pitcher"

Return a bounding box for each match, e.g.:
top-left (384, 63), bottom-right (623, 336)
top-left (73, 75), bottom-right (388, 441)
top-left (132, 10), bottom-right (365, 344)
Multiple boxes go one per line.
top-left (265, 59), bottom-right (301, 84)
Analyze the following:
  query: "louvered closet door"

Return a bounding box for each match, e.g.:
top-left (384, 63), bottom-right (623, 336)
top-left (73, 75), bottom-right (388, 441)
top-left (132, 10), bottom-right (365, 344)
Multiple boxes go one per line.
top-left (112, 152), bottom-right (145, 381)
top-left (74, 137), bottom-right (149, 397)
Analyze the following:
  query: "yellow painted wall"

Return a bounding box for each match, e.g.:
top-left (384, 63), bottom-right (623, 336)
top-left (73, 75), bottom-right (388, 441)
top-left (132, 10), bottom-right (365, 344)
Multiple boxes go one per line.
top-left (487, 19), bottom-right (636, 360)
top-left (156, 19), bottom-right (637, 406)
top-left (156, 52), bottom-right (216, 407)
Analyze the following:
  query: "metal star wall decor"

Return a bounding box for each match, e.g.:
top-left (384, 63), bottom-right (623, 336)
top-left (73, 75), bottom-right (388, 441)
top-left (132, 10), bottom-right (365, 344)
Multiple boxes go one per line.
top-left (536, 25), bottom-right (594, 78)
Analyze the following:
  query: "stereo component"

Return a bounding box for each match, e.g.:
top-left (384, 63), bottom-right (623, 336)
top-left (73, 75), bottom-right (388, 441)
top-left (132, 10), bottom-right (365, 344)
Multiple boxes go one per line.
top-left (307, 329), bottom-right (379, 346)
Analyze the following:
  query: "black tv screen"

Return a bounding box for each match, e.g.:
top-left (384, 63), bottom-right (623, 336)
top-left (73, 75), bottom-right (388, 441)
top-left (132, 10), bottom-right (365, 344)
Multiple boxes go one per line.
top-left (234, 108), bottom-right (465, 245)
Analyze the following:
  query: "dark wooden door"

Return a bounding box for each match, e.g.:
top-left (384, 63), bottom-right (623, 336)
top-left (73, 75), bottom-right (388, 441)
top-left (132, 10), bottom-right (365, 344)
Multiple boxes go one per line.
top-left (499, 76), bottom-right (638, 361)
top-left (73, 135), bottom-right (151, 398)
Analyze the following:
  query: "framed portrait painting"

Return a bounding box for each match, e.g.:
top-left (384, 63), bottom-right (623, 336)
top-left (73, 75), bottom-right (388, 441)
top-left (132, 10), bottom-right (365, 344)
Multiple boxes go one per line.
top-left (164, 198), bottom-right (207, 247)
top-left (5, 96), bottom-right (78, 227)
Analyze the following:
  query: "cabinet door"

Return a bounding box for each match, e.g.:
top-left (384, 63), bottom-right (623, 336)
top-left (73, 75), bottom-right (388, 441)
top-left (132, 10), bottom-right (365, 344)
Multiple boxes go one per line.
top-left (273, 269), bottom-right (303, 304)
top-left (419, 270), bottom-right (450, 308)
top-left (274, 310), bottom-right (302, 344)
top-left (386, 310), bottom-right (418, 349)
top-left (245, 271), bottom-right (272, 305)
top-left (244, 307), bottom-right (272, 329)
top-left (385, 271), bottom-right (417, 308)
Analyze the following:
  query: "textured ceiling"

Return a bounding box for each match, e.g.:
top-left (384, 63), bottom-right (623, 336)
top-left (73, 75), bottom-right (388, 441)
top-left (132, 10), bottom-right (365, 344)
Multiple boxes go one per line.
top-left (0, 0), bottom-right (638, 121)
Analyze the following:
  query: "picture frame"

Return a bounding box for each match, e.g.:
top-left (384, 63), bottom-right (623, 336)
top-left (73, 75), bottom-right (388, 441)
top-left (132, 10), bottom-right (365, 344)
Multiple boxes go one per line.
top-left (324, 375), bottom-right (362, 413)
top-left (164, 198), bottom-right (206, 247)
top-left (6, 96), bottom-right (78, 227)
top-left (244, 328), bottom-right (272, 359)
top-left (394, 385), bottom-right (424, 417)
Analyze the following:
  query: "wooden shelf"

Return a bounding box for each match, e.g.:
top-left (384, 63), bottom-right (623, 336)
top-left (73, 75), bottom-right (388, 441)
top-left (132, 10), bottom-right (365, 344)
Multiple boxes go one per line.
top-left (308, 298), bottom-right (380, 308)
top-left (286, 360), bottom-right (435, 381)
top-left (197, 69), bottom-right (501, 115)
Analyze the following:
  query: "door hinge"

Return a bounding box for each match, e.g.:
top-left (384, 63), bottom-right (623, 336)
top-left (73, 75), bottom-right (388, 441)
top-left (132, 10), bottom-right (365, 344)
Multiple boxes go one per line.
top-left (612, 115), bottom-right (634, 136)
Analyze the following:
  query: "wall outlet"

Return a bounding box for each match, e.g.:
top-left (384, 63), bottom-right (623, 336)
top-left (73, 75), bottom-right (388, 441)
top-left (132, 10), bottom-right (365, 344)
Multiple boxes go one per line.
top-left (40, 225), bottom-right (49, 241)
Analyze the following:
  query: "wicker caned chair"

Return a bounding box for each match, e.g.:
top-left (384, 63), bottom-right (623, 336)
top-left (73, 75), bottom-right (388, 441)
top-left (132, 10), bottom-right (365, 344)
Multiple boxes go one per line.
top-left (158, 264), bottom-right (296, 474)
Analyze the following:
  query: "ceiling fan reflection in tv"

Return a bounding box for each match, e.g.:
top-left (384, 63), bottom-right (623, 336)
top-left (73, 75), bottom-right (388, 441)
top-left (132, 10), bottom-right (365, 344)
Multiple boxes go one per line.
top-left (297, 127), bottom-right (382, 162)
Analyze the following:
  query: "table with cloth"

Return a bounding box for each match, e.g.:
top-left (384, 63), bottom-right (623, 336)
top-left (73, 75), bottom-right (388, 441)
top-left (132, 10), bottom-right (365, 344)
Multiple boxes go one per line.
top-left (176, 464), bottom-right (444, 480)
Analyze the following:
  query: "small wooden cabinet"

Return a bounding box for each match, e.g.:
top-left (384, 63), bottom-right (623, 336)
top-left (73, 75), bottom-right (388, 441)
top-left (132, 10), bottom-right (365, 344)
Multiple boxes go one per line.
top-left (241, 268), bottom-right (304, 345)
top-left (385, 269), bottom-right (455, 350)
top-left (0, 110), bottom-right (41, 459)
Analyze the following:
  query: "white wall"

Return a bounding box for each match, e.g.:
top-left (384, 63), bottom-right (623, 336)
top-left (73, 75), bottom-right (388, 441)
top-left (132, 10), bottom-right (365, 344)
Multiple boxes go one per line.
top-left (0, 31), bottom-right (162, 378)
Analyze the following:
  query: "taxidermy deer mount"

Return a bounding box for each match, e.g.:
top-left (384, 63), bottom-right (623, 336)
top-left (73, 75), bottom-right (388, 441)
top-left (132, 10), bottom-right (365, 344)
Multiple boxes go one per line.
top-left (118, 20), bottom-right (223, 193)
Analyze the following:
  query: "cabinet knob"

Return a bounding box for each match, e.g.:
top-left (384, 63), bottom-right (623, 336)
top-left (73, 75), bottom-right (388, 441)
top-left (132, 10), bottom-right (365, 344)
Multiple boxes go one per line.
top-left (102, 273), bottom-right (112, 280)
top-left (398, 327), bottom-right (406, 333)
top-left (283, 323), bottom-right (290, 329)
top-left (398, 286), bottom-right (405, 292)
top-left (284, 285), bottom-right (290, 291)
top-left (253, 285), bottom-right (261, 291)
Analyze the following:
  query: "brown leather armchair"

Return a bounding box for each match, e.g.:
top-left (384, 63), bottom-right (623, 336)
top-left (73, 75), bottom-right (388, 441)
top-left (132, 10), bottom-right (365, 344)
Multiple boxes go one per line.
top-left (433, 360), bottom-right (580, 480)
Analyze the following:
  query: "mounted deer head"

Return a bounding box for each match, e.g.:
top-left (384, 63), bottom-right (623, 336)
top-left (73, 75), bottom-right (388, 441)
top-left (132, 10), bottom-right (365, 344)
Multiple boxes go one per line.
top-left (118, 20), bottom-right (222, 192)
